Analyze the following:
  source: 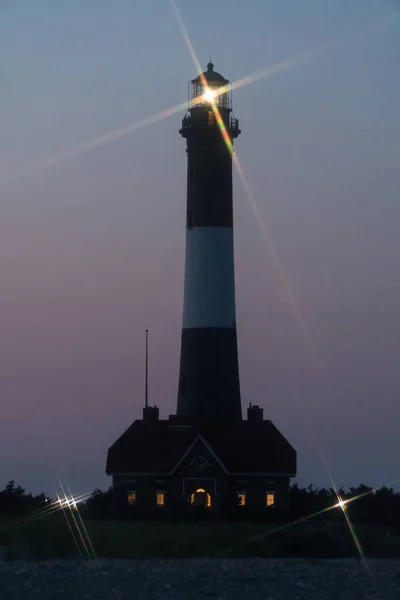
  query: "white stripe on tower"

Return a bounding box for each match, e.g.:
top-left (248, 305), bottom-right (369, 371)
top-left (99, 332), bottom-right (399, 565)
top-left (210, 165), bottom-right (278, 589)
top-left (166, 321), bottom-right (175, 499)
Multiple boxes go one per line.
top-left (182, 227), bottom-right (236, 329)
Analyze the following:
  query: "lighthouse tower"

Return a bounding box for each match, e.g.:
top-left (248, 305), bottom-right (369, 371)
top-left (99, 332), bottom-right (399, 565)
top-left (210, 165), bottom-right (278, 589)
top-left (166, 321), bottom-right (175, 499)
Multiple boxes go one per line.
top-left (106, 63), bottom-right (297, 516)
top-left (176, 62), bottom-right (242, 423)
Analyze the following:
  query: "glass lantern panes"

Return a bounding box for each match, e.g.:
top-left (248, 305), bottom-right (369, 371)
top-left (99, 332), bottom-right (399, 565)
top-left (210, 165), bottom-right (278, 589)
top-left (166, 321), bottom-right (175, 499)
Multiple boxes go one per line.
top-left (190, 81), bottom-right (231, 110)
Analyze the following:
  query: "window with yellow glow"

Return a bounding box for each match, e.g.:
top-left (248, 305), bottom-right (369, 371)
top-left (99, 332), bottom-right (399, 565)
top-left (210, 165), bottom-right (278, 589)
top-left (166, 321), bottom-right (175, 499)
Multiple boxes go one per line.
top-left (265, 492), bottom-right (275, 507)
top-left (208, 110), bottom-right (215, 126)
top-left (127, 491), bottom-right (136, 505)
top-left (156, 492), bottom-right (165, 506)
top-left (237, 492), bottom-right (246, 506)
top-left (190, 488), bottom-right (211, 508)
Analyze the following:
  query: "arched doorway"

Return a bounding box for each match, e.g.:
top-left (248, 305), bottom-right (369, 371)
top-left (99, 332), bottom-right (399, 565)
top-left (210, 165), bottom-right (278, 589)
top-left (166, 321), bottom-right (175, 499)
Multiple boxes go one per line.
top-left (190, 488), bottom-right (211, 508)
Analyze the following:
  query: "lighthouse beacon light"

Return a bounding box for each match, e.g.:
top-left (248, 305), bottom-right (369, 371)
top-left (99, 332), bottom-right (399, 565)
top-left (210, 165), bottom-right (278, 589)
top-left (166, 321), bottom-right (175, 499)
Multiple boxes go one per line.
top-left (203, 87), bottom-right (217, 103)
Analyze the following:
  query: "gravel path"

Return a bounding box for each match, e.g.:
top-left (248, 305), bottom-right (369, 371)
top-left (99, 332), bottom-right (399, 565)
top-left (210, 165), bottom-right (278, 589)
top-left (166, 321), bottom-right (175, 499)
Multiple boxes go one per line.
top-left (0, 559), bottom-right (399, 599)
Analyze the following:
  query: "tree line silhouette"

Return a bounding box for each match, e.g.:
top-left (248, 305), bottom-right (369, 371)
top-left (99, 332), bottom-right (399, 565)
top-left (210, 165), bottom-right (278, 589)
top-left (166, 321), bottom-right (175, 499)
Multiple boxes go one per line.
top-left (0, 481), bottom-right (50, 517)
top-left (1, 480), bottom-right (399, 527)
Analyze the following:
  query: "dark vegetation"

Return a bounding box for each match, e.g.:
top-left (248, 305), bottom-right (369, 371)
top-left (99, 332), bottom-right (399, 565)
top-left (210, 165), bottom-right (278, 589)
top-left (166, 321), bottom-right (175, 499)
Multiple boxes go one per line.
top-left (0, 481), bottom-right (400, 560)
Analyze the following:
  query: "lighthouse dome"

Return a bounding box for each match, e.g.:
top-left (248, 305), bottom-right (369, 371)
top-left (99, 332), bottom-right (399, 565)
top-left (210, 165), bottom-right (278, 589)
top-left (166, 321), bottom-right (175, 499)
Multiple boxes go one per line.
top-left (191, 62), bottom-right (228, 85)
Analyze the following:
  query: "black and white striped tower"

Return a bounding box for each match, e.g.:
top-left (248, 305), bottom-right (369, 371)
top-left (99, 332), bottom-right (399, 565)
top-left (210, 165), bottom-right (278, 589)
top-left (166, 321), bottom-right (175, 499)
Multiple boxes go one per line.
top-left (177, 62), bottom-right (242, 423)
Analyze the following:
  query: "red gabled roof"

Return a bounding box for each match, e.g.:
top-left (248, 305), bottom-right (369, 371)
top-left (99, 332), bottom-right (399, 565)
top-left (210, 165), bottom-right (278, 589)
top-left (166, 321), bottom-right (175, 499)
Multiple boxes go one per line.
top-left (202, 421), bottom-right (296, 473)
top-left (106, 418), bottom-right (296, 476)
top-left (106, 420), bottom-right (197, 474)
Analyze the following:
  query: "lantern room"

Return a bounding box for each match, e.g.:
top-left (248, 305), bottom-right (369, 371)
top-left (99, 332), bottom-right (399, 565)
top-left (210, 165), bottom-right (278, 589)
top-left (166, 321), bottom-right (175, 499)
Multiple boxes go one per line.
top-left (180, 62), bottom-right (240, 140)
top-left (189, 62), bottom-right (232, 110)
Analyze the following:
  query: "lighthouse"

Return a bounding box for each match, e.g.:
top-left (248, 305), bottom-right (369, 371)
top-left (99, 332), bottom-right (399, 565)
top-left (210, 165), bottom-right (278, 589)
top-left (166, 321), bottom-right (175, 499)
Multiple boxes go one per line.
top-left (177, 62), bottom-right (242, 423)
top-left (106, 63), bottom-right (296, 517)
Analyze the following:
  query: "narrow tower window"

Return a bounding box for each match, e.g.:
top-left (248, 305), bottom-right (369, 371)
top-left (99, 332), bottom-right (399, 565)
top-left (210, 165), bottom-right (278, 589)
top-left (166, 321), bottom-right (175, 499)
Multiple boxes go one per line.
top-left (208, 111), bottom-right (214, 126)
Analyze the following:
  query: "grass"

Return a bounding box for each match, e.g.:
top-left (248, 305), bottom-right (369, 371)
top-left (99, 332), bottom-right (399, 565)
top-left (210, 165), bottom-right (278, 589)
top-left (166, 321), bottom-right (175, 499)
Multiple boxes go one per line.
top-left (1, 512), bottom-right (400, 560)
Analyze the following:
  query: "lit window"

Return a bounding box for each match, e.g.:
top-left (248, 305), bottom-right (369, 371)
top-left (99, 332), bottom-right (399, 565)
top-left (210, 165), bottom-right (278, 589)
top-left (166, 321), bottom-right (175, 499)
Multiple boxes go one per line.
top-left (208, 110), bottom-right (214, 126)
top-left (156, 492), bottom-right (165, 506)
top-left (237, 492), bottom-right (246, 506)
top-left (156, 476), bottom-right (164, 483)
top-left (265, 492), bottom-right (275, 507)
top-left (127, 491), bottom-right (136, 505)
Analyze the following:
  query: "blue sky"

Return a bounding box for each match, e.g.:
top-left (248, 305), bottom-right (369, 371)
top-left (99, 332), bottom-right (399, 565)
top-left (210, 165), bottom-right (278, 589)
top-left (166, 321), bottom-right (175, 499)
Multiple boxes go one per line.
top-left (0, 0), bottom-right (399, 496)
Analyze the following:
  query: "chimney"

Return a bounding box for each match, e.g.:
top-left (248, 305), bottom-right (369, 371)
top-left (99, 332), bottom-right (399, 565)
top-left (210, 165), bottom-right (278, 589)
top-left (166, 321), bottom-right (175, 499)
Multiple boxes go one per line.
top-left (247, 404), bottom-right (263, 423)
top-left (143, 405), bottom-right (159, 422)
top-left (142, 329), bottom-right (159, 421)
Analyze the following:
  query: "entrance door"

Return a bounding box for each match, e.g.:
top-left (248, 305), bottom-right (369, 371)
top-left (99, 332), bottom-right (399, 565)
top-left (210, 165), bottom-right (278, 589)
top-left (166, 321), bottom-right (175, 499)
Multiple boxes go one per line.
top-left (190, 487), bottom-right (211, 508)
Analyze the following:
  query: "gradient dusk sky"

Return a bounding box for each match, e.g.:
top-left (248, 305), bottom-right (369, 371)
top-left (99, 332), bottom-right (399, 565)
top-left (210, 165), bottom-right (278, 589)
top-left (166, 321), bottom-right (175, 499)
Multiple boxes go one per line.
top-left (1, 0), bottom-right (400, 498)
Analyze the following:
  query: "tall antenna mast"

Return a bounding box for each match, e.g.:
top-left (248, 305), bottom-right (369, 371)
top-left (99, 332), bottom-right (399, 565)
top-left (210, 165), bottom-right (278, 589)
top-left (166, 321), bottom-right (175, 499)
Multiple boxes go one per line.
top-left (145, 329), bottom-right (149, 408)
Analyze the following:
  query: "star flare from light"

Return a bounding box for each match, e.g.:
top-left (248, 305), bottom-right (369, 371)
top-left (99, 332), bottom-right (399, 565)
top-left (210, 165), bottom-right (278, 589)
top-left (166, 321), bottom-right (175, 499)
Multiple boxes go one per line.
top-left (3, 3), bottom-right (394, 187)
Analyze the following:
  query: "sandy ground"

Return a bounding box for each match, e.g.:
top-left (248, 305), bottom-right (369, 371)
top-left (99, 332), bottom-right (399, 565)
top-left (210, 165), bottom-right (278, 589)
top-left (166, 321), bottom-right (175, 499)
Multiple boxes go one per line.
top-left (0, 558), bottom-right (399, 599)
